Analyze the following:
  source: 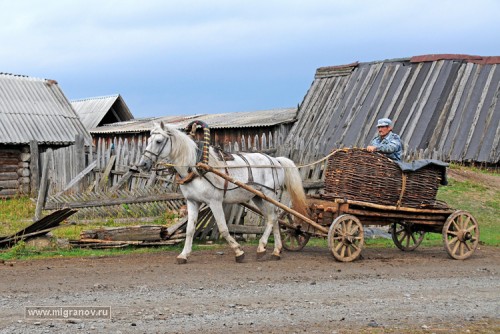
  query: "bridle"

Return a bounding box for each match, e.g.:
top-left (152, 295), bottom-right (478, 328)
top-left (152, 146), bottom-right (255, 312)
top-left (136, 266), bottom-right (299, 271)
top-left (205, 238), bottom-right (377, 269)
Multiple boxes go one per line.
top-left (142, 129), bottom-right (172, 164)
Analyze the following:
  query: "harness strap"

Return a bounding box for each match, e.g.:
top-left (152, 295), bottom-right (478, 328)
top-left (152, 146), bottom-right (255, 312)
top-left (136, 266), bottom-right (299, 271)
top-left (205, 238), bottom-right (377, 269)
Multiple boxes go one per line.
top-left (235, 153), bottom-right (254, 183)
top-left (261, 153), bottom-right (279, 193)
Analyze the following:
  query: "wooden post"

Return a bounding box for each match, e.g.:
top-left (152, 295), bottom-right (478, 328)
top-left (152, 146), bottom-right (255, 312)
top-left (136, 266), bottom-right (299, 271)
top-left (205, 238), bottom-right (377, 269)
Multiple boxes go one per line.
top-left (197, 162), bottom-right (329, 234)
top-left (29, 140), bottom-right (39, 198)
top-left (34, 151), bottom-right (51, 221)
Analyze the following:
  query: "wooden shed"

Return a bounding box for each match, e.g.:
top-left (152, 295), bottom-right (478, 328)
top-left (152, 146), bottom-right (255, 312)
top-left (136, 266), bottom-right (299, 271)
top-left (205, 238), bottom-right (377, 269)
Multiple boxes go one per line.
top-left (0, 73), bottom-right (92, 198)
top-left (71, 94), bottom-right (134, 130)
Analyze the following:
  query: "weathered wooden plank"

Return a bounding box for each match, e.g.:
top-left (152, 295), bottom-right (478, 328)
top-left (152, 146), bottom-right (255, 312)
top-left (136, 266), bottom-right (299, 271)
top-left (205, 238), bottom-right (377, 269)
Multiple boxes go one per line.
top-left (98, 155), bottom-right (116, 189)
top-left (55, 160), bottom-right (98, 196)
top-left (34, 149), bottom-right (51, 221)
top-left (29, 140), bottom-right (39, 197)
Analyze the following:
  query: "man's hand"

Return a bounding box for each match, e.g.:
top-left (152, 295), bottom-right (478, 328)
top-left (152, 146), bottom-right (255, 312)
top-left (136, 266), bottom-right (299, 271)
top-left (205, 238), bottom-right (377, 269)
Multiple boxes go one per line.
top-left (366, 145), bottom-right (377, 152)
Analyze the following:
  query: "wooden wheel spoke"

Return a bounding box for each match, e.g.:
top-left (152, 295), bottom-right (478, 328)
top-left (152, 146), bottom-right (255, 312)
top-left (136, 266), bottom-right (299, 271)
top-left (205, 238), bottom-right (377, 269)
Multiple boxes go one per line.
top-left (447, 230), bottom-right (459, 236)
top-left (395, 227), bottom-right (405, 234)
top-left (347, 220), bottom-right (352, 233)
top-left (452, 239), bottom-right (460, 255)
top-left (339, 244), bottom-right (346, 258)
top-left (346, 245), bottom-right (352, 257)
top-left (334, 242), bottom-right (343, 252)
top-left (405, 234), bottom-right (411, 248)
top-left (410, 233), bottom-right (417, 244)
top-left (350, 243), bottom-right (360, 251)
top-left (459, 242), bottom-right (465, 256)
top-left (451, 220), bottom-right (460, 231)
top-left (463, 241), bottom-right (471, 252)
top-left (448, 236), bottom-right (458, 245)
top-left (466, 225), bottom-right (477, 233)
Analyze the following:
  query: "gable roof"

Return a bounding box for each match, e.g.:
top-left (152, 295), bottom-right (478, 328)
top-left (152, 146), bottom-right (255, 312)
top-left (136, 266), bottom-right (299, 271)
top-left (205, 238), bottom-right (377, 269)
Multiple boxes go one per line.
top-left (280, 54), bottom-right (500, 164)
top-left (71, 94), bottom-right (134, 129)
top-left (0, 73), bottom-right (91, 145)
top-left (89, 108), bottom-right (297, 134)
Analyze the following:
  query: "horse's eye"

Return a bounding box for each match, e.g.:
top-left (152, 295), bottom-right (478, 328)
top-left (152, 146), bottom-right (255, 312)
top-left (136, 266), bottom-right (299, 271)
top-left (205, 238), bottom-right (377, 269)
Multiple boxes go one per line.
top-left (156, 138), bottom-right (163, 144)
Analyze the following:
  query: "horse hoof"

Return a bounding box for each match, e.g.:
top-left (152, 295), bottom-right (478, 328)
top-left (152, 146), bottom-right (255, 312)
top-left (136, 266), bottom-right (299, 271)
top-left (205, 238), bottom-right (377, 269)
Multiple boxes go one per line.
top-left (235, 253), bottom-right (245, 263)
top-left (176, 257), bottom-right (188, 265)
top-left (271, 254), bottom-right (281, 261)
top-left (256, 251), bottom-right (266, 259)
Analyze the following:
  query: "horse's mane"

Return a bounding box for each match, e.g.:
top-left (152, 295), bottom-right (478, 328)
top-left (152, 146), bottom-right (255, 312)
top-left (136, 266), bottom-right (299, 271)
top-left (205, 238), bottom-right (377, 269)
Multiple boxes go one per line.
top-left (157, 123), bottom-right (223, 168)
top-left (155, 123), bottom-right (198, 167)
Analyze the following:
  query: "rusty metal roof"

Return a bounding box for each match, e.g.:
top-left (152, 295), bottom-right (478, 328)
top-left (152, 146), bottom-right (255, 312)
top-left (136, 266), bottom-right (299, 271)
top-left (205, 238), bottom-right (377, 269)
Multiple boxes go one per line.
top-left (0, 73), bottom-right (91, 145)
top-left (281, 54), bottom-right (500, 164)
top-left (71, 94), bottom-right (134, 129)
top-left (90, 108), bottom-right (297, 134)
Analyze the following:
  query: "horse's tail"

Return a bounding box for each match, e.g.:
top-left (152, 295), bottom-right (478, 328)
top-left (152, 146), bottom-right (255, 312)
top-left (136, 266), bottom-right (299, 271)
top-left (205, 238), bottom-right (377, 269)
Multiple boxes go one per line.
top-left (276, 157), bottom-right (308, 217)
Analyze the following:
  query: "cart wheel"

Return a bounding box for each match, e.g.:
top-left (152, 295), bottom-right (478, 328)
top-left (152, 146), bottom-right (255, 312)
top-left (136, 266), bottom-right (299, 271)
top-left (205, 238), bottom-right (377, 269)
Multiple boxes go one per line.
top-left (328, 214), bottom-right (364, 262)
top-left (391, 221), bottom-right (425, 251)
top-left (279, 213), bottom-right (310, 251)
top-left (442, 210), bottom-right (479, 260)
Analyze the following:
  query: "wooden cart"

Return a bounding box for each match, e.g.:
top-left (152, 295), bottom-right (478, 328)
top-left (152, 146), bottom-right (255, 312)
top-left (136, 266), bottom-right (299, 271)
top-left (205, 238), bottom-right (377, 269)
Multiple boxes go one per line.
top-left (279, 196), bottom-right (480, 262)
top-left (198, 161), bottom-right (480, 263)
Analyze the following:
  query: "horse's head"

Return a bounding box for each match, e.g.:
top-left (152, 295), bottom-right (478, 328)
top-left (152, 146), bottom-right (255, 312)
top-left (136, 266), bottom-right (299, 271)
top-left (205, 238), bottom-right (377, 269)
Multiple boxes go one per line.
top-left (137, 121), bottom-right (173, 172)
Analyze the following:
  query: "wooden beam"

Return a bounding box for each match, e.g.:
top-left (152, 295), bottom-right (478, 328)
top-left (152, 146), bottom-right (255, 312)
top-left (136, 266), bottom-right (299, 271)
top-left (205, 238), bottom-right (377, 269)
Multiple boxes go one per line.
top-left (34, 151), bottom-right (51, 221)
top-left (55, 160), bottom-right (97, 196)
top-left (29, 140), bottom-right (39, 197)
top-left (44, 193), bottom-right (185, 210)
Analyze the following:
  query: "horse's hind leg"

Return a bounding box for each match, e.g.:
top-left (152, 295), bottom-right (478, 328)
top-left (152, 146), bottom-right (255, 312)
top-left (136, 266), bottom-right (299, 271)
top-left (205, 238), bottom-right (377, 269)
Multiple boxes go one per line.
top-left (271, 213), bottom-right (282, 260)
top-left (254, 198), bottom-right (280, 259)
top-left (210, 202), bottom-right (245, 262)
top-left (177, 200), bottom-right (200, 264)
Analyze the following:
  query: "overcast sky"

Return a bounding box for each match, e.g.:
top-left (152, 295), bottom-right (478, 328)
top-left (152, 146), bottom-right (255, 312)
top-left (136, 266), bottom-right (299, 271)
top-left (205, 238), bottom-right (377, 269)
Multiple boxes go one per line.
top-left (1, 0), bottom-right (499, 118)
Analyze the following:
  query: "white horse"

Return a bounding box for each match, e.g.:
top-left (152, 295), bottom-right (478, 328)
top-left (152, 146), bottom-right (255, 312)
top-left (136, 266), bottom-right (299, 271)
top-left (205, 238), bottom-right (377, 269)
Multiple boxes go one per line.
top-left (137, 122), bottom-right (307, 264)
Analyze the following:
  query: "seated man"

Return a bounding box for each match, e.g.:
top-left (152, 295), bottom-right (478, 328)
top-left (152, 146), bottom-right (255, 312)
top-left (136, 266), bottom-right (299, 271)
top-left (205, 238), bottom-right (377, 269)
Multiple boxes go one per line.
top-left (366, 118), bottom-right (402, 161)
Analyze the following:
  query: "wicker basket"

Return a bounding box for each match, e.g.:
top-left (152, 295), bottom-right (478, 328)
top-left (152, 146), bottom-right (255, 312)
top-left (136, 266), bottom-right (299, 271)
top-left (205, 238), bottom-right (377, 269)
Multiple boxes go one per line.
top-left (324, 149), bottom-right (443, 208)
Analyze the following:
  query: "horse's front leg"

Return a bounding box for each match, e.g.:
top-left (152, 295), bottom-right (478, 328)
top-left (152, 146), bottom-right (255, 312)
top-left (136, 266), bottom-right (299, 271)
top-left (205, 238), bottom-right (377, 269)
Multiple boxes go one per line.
top-left (210, 202), bottom-right (245, 263)
top-left (177, 200), bottom-right (200, 264)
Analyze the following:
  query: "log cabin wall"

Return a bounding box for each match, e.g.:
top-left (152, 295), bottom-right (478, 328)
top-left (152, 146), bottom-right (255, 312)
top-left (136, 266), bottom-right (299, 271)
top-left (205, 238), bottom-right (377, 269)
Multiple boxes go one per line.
top-left (0, 145), bottom-right (29, 198)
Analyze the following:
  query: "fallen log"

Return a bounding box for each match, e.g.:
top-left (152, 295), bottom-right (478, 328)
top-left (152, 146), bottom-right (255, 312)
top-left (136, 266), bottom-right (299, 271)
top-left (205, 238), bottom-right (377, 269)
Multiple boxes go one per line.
top-left (80, 225), bottom-right (164, 242)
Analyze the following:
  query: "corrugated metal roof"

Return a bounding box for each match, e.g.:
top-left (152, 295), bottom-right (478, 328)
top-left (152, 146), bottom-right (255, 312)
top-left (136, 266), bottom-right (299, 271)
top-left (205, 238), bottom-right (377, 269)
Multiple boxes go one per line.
top-left (281, 54), bottom-right (499, 164)
top-left (71, 94), bottom-right (134, 129)
top-left (0, 73), bottom-right (91, 145)
top-left (90, 108), bottom-right (297, 134)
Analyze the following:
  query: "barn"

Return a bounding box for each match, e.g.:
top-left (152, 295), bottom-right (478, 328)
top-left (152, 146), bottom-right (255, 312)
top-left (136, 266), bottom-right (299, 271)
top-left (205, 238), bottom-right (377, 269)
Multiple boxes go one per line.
top-left (71, 94), bottom-right (134, 130)
top-left (0, 73), bottom-right (92, 198)
top-left (279, 54), bottom-right (499, 166)
top-left (277, 54), bottom-right (500, 190)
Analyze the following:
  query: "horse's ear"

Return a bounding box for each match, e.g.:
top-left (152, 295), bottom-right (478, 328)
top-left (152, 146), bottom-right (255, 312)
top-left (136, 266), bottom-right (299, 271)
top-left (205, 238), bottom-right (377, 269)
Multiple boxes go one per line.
top-left (160, 121), bottom-right (165, 130)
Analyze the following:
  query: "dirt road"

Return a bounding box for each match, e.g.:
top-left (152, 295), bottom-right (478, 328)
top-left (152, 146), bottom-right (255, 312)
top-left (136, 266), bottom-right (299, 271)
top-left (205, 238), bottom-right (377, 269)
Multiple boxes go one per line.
top-left (0, 245), bottom-right (498, 333)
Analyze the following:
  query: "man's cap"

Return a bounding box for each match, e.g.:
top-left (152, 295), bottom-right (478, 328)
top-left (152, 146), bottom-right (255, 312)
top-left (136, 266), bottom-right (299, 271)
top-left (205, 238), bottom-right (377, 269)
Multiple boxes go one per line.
top-left (377, 118), bottom-right (392, 127)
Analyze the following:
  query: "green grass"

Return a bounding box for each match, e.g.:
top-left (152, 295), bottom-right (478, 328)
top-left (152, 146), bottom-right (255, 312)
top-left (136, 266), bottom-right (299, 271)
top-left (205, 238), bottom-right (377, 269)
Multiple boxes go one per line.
top-left (0, 166), bottom-right (498, 260)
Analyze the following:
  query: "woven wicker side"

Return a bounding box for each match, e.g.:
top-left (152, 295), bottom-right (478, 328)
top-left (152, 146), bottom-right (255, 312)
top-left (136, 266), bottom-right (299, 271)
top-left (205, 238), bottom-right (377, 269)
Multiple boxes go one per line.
top-left (401, 166), bottom-right (442, 207)
top-left (324, 149), bottom-right (402, 206)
